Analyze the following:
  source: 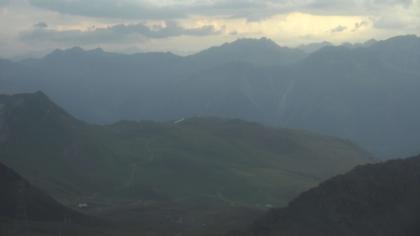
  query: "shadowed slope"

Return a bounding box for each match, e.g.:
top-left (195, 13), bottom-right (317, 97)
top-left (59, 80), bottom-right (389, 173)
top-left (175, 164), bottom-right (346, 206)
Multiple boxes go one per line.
top-left (230, 154), bottom-right (420, 236)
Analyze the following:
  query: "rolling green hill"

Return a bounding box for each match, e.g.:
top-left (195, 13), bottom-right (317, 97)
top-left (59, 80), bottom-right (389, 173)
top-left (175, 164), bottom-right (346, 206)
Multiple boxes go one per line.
top-left (0, 92), bottom-right (372, 207)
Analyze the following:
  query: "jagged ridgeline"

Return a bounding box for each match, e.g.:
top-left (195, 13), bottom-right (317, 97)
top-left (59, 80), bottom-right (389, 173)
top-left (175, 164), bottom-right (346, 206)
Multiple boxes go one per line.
top-left (0, 92), bottom-right (371, 206)
top-left (2, 35), bottom-right (420, 158)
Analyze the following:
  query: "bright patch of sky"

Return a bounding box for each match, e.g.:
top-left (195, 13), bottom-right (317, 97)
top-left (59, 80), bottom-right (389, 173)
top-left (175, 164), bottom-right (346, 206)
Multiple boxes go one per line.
top-left (0, 0), bottom-right (419, 58)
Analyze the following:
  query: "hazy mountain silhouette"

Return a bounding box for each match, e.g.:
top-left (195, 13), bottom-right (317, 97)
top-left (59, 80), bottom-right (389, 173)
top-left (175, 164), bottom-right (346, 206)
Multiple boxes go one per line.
top-left (228, 154), bottom-right (420, 236)
top-left (297, 41), bottom-right (333, 53)
top-left (187, 38), bottom-right (307, 67)
top-left (279, 35), bottom-right (420, 158)
top-left (1, 35), bottom-right (420, 158)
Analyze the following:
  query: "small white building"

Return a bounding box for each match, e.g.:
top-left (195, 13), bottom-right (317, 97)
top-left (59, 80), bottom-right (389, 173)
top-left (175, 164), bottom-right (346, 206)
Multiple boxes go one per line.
top-left (174, 118), bottom-right (185, 124)
top-left (77, 203), bottom-right (89, 209)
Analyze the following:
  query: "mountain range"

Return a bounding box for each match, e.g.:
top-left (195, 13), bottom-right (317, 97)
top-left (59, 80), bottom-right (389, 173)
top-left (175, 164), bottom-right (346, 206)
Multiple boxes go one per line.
top-left (1, 35), bottom-right (420, 158)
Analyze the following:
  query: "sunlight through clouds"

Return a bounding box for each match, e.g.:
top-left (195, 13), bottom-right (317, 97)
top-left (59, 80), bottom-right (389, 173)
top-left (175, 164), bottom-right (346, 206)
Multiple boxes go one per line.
top-left (0, 0), bottom-right (418, 58)
top-left (184, 12), bottom-right (372, 45)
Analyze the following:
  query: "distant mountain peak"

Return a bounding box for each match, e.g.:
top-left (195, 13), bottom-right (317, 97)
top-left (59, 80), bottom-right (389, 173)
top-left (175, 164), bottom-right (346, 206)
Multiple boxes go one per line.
top-left (376, 34), bottom-right (420, 46)
top-left (51, 46), bottom-right (83, 54)
top-left (45, 46), bottom-right (107, 60)
top-left (298, 41), bottom-right (333, 53)
top-left (363, 39), bottom-right (378, 47)
top-left (68, 46), bottom-right (84, 52)
top-left (46, 47), bottom-right (82, 59)
top-left (388, 34), bottom-right (419, 40)
top-left (190, 37), bottom-right (306, 67)
top-left (0, 91), bottom-right (49, 103)
top-left (91, 47), bottom-right (104, 53)
top-left (235, 37), bottom-right (277, 44)
top-left (0, 92), bottom-right (79, 132)
top-left (221, 37), bottom-right (282, 50)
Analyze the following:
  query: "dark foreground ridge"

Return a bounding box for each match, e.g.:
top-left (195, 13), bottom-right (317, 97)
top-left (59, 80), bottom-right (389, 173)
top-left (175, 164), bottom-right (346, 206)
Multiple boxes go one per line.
top-left (0, 161), bottom-right (84, 222)
top-left (0, 161), bottom-right (105, 235)
top-left (228, 154), bottom-right (420, 236)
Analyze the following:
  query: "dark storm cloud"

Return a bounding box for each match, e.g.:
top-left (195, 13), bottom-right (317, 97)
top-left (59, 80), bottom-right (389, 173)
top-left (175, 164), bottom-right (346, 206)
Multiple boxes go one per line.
top-left (26, 0), bottom-right (292, 20)
top-left (26, 0), bottom-right (416, 20)
top-left (111, 21), bottom-right (221, 38)
top-left (20, 21), bottom-right (222, 44)
top-left (29, 0), bottom-right (195, 19)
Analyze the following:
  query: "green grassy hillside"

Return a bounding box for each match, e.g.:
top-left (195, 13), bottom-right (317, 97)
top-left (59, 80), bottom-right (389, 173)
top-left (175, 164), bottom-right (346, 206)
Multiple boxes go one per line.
top-left (0, 92), bottom-right (372, 207)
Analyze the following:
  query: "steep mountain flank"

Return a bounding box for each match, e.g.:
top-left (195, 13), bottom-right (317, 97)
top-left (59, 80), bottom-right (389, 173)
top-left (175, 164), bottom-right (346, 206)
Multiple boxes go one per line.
top-left (230, 154), bottom-right (420, 236)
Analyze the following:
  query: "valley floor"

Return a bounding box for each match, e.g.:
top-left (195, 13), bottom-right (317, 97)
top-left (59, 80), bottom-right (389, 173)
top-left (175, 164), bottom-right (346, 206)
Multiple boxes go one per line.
top-left (1, 200), bottom-right (265, 236)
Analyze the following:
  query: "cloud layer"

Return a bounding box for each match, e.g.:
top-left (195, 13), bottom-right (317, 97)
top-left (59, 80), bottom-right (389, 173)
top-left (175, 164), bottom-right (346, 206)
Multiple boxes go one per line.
top-left (26, 0), bottom-right (416, 20)
top-left (0, 0), bottom-right (418, 58)
top-left (21, 21), bottom-right (222, 44)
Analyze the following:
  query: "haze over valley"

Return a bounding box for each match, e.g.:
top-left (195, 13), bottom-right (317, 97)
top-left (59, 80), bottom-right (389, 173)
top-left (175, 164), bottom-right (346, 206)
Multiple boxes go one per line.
top-left (1, 35), bottom-right (420, 158)
top-left (1, 0), bottom-right (420, 235)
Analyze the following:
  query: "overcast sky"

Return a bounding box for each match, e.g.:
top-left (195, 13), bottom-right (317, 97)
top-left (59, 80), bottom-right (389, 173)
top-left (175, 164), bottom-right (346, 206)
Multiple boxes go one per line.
top-left (0, 0), bottom-right (419, 58)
